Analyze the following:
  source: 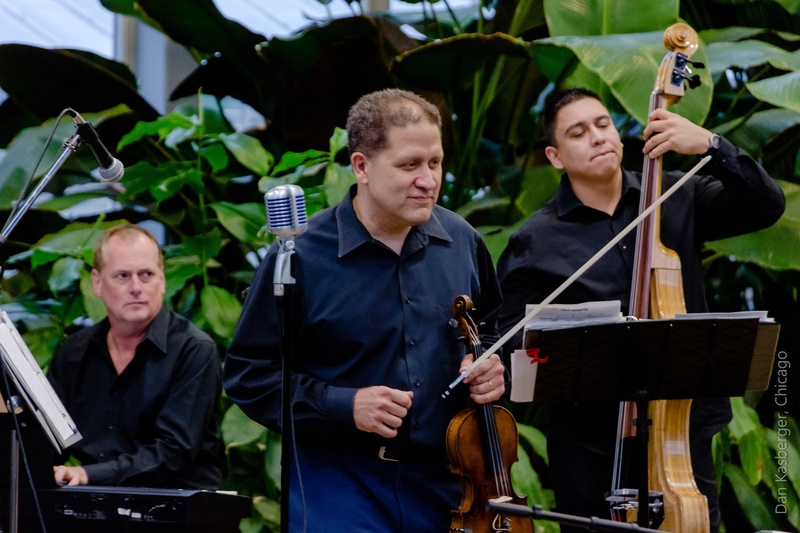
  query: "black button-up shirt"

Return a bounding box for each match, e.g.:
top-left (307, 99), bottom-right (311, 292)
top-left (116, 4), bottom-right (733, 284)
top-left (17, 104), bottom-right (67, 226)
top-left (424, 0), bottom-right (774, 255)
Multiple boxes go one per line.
top-left (224, 186), bottom-right (503, 453)
top-left (497, 136), bottom-right (785, 448)
top-left (48, 308), bottom-right (224, 489)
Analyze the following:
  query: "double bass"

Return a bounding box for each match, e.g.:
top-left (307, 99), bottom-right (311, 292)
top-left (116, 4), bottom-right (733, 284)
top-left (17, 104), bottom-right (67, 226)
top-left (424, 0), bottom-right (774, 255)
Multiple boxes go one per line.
top-left (446, 295), bottom-right (534, 533)
top-left (611, 23), bottom-right (710, 533)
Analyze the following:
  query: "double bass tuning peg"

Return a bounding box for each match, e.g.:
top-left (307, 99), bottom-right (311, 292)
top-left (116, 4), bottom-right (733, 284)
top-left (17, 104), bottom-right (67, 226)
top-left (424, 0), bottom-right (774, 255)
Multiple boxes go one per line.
top-left (686, 75), bottom-right (702, 89)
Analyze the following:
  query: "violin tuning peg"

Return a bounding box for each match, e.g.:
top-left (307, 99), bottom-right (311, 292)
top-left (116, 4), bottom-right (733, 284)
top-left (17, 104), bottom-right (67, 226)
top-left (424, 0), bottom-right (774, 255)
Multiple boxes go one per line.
top-left (689, 60), bottom-right (706, 69)
top-left (686, 75), bottom-right (702, 89)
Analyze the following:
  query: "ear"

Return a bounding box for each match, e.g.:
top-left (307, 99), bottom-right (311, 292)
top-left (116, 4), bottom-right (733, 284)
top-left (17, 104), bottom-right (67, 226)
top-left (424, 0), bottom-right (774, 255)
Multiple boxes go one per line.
top-left (351, 152), bottom-right (369, 184)
top-left (544, 146), bottom-right (564, 169)
top-left (91, 269), bottom-right (102, 297)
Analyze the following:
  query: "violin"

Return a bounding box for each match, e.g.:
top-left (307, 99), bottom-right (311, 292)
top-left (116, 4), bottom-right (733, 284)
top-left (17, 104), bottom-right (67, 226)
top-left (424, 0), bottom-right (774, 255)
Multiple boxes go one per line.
top-left (610, 22), bottom-right (710, 532)
top-left (446, 295), bottom-right (534, 533)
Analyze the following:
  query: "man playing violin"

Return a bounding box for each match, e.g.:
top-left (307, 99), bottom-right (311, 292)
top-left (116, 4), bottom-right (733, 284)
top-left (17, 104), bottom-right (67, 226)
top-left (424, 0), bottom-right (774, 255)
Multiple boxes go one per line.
top-left (497, 87), bottom-right (785, 533)
top-left (224, 88), bottom-right (506, 531)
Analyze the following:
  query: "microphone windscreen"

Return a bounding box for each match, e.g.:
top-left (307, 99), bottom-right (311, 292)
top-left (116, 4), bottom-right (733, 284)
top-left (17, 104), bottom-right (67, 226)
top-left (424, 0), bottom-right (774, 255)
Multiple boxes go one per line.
top-left (265, 184), bottom-right (308, 237)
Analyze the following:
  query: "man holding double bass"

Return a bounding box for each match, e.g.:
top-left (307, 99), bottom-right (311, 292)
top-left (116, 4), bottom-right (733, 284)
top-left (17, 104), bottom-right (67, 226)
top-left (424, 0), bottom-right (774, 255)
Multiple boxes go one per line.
top-left (497, 87), bottom-right (785, 532)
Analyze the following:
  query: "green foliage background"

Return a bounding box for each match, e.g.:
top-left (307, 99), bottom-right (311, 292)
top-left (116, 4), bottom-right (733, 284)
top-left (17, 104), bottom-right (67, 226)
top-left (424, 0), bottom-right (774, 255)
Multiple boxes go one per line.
top-left (0, 0), bottom-right (798, 531)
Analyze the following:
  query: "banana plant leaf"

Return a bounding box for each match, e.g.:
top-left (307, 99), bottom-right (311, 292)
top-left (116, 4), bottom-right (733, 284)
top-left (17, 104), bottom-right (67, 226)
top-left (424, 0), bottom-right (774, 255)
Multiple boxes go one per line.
top-left (748, 71), bottom-right (800, 114)
top-left (705, 181), bottom-right (800, 272)
top-left (706, 40), bottom-right (800, 74)
top-left (717, 108), bottom-right (800, 165)
top-left (531, 32), bottom-right (713, 126)
top-left (543, 0), bottom-right (678, 37)
top-left (0, 44), bottom-right (158, 123)
top-left (391, 32), bottom-right (531, 90)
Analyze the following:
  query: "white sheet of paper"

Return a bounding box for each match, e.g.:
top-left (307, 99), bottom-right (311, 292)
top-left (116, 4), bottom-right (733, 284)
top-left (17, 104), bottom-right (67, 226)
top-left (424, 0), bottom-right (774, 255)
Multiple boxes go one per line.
top-left (510, 349), bottom-right (537, 403)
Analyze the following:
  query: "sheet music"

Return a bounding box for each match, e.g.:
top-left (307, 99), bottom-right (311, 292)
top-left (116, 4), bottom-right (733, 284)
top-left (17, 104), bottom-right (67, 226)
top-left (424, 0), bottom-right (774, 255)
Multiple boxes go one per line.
top-left (511, 301), bottom-right (623, 402)
top-left (0, 309), bottom-right (82, 451)
top-left (523, 300), bottom-right (624, 332)
top-left (674, 310), bottom-right (773, 322)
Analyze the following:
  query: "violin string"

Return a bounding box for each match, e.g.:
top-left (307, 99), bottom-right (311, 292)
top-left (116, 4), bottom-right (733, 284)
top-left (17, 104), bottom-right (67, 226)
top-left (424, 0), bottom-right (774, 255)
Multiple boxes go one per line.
top-left (473, 331), bottom-right (510, 496)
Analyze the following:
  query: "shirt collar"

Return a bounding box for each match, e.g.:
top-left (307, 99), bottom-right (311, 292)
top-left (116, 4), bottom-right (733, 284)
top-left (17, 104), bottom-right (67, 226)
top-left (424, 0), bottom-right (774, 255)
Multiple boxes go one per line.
top-left (556, 168), bottom-right (640, 217)
top-left (88, 307), bottom-right (170, 356)
top-left (337, 185), bottom-right (452, 257)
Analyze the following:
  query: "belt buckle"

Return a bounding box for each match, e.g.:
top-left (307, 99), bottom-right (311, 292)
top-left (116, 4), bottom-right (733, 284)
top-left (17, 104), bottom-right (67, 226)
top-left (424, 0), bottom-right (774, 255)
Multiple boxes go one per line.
top-left (378, 446), bottom-right (398, 462)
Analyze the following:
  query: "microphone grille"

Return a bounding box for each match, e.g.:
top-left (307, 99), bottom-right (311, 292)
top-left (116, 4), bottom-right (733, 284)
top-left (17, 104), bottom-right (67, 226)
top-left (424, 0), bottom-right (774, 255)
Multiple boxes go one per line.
top-left (266, 185), bottom-right (308, 237)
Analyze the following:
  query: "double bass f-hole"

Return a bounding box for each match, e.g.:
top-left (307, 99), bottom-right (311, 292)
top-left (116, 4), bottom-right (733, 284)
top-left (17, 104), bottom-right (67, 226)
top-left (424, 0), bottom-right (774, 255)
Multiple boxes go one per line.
top-left (446, 295), bottom-right (533, 533)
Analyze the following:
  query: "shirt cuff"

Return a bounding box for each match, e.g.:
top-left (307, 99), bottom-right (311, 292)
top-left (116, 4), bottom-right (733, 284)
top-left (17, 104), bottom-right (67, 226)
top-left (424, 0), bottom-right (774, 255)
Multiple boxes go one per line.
top-left (326, 386), bottom-right (359, 430)
top-left (82, 461), bottom-right (117, 485)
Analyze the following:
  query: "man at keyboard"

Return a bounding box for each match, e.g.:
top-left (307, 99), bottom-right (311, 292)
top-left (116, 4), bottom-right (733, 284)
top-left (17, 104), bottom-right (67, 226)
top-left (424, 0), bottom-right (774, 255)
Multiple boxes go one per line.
top-left (47, 224), bottom-right (224, 489)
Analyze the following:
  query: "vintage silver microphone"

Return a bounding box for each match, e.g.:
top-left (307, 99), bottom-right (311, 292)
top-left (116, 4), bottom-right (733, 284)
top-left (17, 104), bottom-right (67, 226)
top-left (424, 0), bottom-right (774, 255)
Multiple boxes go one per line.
top-left (265, 184), bottom-right (308, 296)
top-left (264, 184), bottom-right (308, 533)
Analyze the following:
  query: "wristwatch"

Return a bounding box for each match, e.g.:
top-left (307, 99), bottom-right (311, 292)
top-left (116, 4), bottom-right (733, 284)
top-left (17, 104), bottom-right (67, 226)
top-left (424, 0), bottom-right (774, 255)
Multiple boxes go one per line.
top-left (708, 133), bottom-right (721, 152)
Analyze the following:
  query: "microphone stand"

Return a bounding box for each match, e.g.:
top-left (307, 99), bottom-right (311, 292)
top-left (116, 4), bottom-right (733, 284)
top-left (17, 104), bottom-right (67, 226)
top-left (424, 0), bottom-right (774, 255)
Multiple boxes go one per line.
top-left (487, 501), bottom-right (666, 533)
top-left (1, 116), bottom-right (86, 533)
top-left (274, 236), bottom-right (297, 533)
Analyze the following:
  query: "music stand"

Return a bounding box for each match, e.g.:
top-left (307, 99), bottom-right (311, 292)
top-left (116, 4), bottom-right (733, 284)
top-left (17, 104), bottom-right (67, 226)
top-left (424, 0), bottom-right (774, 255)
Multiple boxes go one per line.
top-left (524, 316), bottom-right (780, 528)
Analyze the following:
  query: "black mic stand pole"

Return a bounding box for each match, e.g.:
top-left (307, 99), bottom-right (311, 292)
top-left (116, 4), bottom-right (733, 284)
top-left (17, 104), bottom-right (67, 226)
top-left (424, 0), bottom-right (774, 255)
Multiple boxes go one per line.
top-left (274, 236), bottom-right (297, 533)
top-left (487, 501), bottom-right (667, 533)
top-left (2, 131), bottom-right (85, 533)
top-left (1, 133), bottom-right (82, 243)
top-left (1, 126), bottom-right (84, 533)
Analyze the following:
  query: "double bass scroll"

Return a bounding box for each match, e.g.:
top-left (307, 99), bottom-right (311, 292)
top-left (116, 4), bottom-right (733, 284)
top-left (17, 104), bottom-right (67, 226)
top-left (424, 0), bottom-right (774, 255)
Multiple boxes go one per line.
top-left (446, 295), bottom-right (534, 533)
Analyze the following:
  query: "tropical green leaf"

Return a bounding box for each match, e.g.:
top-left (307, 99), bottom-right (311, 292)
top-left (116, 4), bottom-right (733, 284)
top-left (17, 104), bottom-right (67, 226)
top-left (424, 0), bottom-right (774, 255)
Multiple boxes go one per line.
top-left (163, 256), bottom-right (203, 301)
top-left (28, 221), bottom-right (120, 258)
top-left (699, 27), bottom-right (766, 44)
top-left (118, 113), bottom-right (196, 148)
top-left (544, 0), bottom-right (678, 37)
top-left (716, 109), bottom-right (800, 162)
top-left (36, 190), bottom-right (117, 212)
top-left (221, 403), bottom-right (267, 447)
top-left (48, 257), bottom-right (84, 294)
top-left (323, 162), bottom-right (356, 206)
top-left (21, 326), bottom-right (63, 369)
top-left (182, 229), bottom-right (223, 264)
top-left (706, 40), bottom-right (800, 74)
top-left (723, 463), bottom-right (784, 530)
top-left (761, 425), bottom-right (800, 528)
top-left (271, 149), bottom-right (329, 176)
top-left (218, 132), bottom-right (274, 176)
top-left (532, 32), bottom-right (713, 126)
top-left (748, 71), bottom-right (800, 114)
top-left (199, 285), bottom-right (242, 339)
top-left (210, 201), bottom-right (268, 247)
top-left (119, 160), bottom-right (198, 199)
top-left (391, 32), bottom-right (531, 91)
top-left (479, 219), bottom-right (527, 265)
top-left (705, 181), bottom-right (800, 271)
top-left (766, 419), bottom-right (800, 498)
top-left (329, 127), bottom-right (348, 157)
top-left (80, 268), bottom-right (107, 324)
top-left (198, 141), bottom-right (228, 173)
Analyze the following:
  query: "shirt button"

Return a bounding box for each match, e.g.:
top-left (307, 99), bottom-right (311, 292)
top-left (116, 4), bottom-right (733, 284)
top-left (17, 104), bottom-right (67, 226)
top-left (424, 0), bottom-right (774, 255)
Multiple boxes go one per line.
top-left (409, 339), bottom-right (415, 346)
top-left (99, 453), bottom-right (105, 458)
top-left (405, 297), bottom-right (411, 304)
top-left (414, 381), bottom-right (421, 388)
top-left (107, 425), bottom-right (114, 430)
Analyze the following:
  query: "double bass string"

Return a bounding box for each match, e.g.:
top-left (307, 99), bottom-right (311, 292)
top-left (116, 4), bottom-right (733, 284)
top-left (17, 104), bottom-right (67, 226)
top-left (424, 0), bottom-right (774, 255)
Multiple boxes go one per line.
top-left (443, 155), bottom-right (711, 396)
